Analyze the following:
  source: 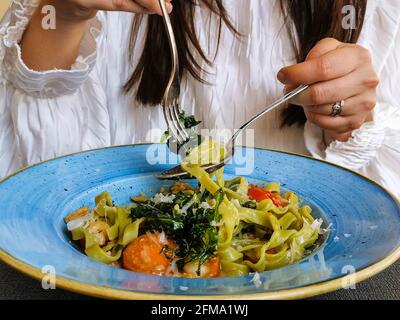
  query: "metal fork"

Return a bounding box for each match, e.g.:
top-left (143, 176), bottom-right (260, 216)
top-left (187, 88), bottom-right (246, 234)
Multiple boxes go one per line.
top-left (159, 0), bottom-right (190, 151)
top-left (157, 84), bottom-right (309, 180)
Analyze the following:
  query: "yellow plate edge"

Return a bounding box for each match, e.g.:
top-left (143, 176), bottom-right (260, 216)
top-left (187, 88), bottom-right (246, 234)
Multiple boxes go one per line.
top-left (0, 143), bottom-right (399, 300)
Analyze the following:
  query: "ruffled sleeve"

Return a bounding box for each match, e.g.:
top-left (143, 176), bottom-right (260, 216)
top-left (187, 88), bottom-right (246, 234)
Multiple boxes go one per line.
top-left (0, 1), bottom-right (111, 179)
top-left (304, 0), bottom-right (400, 199)
top-left (1, 0), bottom-right (102, 98)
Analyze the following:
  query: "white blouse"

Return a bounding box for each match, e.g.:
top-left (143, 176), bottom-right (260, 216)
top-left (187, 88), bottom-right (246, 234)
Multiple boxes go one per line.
top-left (1, 0), bottom-right (400, 198)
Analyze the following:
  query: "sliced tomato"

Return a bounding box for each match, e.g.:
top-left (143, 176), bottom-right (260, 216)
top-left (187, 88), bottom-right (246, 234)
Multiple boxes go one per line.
top-left (248, 185), bottom-right (287, 207)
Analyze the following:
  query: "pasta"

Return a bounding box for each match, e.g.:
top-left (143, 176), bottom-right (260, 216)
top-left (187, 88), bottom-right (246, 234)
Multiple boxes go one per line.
top-left (65, 164), bottom-right (323, 278)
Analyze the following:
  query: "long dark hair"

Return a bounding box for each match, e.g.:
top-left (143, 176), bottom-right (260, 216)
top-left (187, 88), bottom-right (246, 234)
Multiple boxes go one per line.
top-left (124, 0), bottom-right (367, 127)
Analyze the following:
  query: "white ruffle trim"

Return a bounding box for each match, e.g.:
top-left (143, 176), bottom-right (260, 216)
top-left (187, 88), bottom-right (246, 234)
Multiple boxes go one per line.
top-left (325, 123), bottom-right (385, 171)
top-left (305, 0), bottom-right (400, 172)
top-left (304, 119), bottom-right (385, 171)
top-left (0, 0), bottom-right (103, 97)
top-left (305, 99), bottom-right (400, 173)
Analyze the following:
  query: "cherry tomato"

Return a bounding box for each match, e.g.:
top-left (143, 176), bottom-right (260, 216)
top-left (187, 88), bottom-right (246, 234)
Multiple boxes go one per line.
top-left (248, 185), bottom-right (287, 207)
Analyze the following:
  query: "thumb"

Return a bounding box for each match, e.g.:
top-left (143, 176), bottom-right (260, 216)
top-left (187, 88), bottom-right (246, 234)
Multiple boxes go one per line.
top-left (306, 37), bottom-right (343, 61)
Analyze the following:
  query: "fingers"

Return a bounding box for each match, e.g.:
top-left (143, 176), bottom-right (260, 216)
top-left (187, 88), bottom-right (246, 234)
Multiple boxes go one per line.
top-left (91, 0), bottom-right (172, 15)
top-left (282, 39), bottom-right (339, 90)
top-left (303, 90), bottom-right (377, 117)
top-left (289, 65), bottom-right (378, 106)
top-left (278, 44), bottom-right (371, 86)
top-left (306, 38), bottom-right (342, 60)
top-left (280, 38), bottom-right (378, 138)
top-left (304, 111), bottom-right (370, 134)
top-left (135, 0), bottom-right (172, 15)
top-left (91, 0), bottom-right (149, 13)
top-left (303, 88), bottom-right (376, 133)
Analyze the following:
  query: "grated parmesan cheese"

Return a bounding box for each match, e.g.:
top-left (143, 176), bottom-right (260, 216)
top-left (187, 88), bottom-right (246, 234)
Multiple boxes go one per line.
top-left (210, 220), bottom-right (223, 227)
top-left (158, 231), bottom-right (168, 245)
top-left (152, 193), bottom-right (176, 204)
top-left (250, 272), bottom-right (262, 288)
top-left (310, 218), bottom-right (332, 235)
top-left (199, 202), bottom-right (213, 209)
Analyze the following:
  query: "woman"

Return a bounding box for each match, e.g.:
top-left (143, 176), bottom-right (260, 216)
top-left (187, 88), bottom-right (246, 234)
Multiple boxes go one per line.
top-left (0, 0), bottom-right (399, 197)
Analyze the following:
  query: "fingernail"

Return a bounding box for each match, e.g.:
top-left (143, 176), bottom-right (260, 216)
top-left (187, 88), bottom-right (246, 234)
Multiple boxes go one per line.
top-left (277, 71), bottom-right (286, 84)
top-left (166, 3), bottom-right (173, 13)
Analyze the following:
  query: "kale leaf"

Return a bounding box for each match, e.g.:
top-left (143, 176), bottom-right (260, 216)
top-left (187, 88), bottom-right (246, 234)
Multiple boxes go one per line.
top-left (163, 110), bottom-right (202, 153)
top-left (178, 110), bottom-right (202, 129)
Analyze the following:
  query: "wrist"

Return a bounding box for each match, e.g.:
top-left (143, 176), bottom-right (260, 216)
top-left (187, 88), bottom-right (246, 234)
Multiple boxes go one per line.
top-left (322, 112), bottom-right (373, 147)
top-left (323, 130), bottom-right (353, 145)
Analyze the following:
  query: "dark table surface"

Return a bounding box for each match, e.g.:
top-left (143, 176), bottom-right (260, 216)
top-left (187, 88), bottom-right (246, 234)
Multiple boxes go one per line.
top-left (1, 260), bottom-right (399, 300)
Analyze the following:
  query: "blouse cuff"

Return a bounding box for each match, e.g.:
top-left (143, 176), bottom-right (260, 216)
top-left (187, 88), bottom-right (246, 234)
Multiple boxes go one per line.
top-left (304, 0), bottom-right (400, 173)
top-left (304, 112), bottom-right (386, 171)
top-left (0, 0), bottom-right (103, 98)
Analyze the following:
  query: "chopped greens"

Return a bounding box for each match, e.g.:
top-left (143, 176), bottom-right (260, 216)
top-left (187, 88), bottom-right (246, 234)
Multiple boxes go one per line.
top-left (162, 110), bottom-right (202, 153)
top-left (130, 189), bottom-right (223, 274)
top-left (178, 110), bottom-right (202, 129)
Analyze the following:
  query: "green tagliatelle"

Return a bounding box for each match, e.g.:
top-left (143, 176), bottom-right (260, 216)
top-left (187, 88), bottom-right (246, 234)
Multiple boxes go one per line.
top-left (69, 191), bottom-right (145, 264)
top-left (181, 163), bottom-right (321, 276)
top-left (65, 162), bottom-right (323, 277)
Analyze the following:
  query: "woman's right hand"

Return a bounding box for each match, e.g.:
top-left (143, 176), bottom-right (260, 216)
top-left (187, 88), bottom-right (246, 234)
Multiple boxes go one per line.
top-left (48, 0), bottom-right (173, 22)
top-left (21, 0), bottom-right (172, 71)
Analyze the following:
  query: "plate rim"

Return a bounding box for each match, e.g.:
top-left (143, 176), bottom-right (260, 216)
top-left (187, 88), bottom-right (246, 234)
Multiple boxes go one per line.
top-left (0, 143), bottom-right (399, 300)
top-left (1, 245), bottom-right (399, 300)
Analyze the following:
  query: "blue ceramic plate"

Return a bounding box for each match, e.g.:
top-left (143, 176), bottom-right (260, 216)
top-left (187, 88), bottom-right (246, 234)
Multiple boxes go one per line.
top-left (0, 144), bottom-right (399, 300)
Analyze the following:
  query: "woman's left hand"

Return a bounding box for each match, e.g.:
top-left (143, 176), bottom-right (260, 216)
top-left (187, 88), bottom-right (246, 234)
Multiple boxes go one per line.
top-left (277, 38), bottom-right (379, 145)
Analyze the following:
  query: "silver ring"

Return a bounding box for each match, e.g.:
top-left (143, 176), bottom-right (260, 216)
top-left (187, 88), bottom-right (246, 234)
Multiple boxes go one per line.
top-left (331, 100), bottom-right (344, 117)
